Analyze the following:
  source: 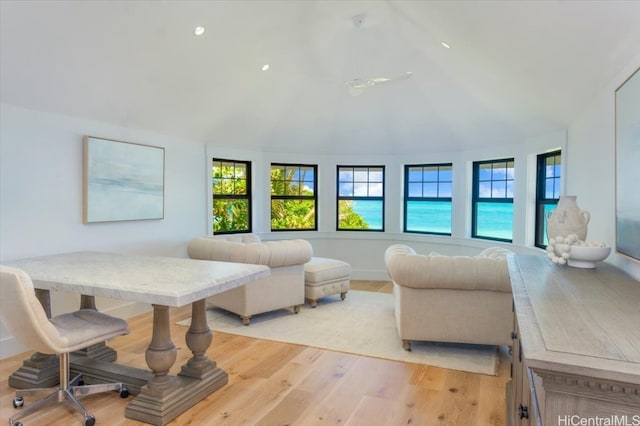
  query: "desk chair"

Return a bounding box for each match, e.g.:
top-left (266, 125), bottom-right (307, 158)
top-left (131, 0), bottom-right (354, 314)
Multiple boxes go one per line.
top-left (0, 266), bottom-right (131, 426)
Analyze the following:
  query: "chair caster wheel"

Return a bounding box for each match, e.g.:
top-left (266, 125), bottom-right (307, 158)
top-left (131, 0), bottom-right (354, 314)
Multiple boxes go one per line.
top-left (13, 396), bottom-right (24, 408)
top-left (85, 414), bottom-right (96, 426)
top-left (120, 387), bottom-right (130, 398)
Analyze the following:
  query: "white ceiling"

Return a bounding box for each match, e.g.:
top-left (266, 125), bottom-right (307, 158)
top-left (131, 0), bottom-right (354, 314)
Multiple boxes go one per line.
top-left (2, 1), bottom-right (640, 155)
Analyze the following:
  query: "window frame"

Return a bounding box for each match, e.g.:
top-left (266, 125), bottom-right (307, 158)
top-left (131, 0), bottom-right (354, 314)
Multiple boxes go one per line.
top-left (336, 165), bottom-right (385, 232)
top-left (535, 150), bottom-right (562, 248)
top-left (471, 158), bottom-right (515, 242)
top-left (211, 158), bottom-right (252, 235)
top-left (270, 162), bottom-right (318, 232)
top-left (403, 163), bottom-right (453, 235)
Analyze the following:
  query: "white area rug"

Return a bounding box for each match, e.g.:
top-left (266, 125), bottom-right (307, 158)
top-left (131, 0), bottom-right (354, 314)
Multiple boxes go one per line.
top-left (178, 290), bottom-right (499, 375)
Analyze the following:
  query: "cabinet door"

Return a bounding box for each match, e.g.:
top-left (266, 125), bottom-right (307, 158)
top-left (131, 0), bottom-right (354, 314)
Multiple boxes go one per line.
top-left (511, 317), bottom-right (533, 425)
top-left (526, 368), bottom-right (542, 426)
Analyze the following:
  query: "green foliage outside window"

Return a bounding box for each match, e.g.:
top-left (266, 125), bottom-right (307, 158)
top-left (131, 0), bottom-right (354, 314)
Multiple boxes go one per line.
top-left (270, 165), bottom-right (316, 230)
top-left (213, 199), bottom-right (249, 233)
top-left (212, 160), bottom-right (250, 233)
top-left (337, 200), bottom-right (369, 229)
top-left (212, 161), bottom-right (370, 232)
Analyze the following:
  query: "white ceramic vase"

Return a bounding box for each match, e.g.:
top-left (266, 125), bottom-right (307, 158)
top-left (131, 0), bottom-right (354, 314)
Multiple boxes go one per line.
top-left (546, 196), bottom-right (590, 241)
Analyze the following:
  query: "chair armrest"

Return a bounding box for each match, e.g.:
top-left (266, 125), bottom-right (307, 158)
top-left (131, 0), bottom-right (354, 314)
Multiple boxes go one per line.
top-left (188, 237), bottom-right (313, 267)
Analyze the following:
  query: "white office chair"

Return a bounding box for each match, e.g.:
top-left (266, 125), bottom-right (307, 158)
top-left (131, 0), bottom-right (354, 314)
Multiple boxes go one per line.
top-left (0, 266), bottom-right (131, 426)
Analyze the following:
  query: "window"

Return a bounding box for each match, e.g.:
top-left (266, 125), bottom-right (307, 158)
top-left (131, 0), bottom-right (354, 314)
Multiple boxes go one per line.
top-left (270, 163), bottom-right (317, 231)
top-left (535, 150), bottom-right (561, 248)
top-left (404, 163), bottom-right (452, 235)
top-left (337, 166), bottom-right (384, 231)
top-left (212, 158), bottom-right (251, 234)
top-left (472, 158), bottom-right (514, 242)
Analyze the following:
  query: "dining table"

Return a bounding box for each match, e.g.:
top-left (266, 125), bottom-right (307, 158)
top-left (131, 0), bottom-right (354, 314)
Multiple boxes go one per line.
top-left (3, 251), bottom-right (270, 425)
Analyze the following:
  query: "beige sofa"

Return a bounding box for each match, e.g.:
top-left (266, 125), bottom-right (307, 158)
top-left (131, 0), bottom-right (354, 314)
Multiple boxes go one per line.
top-left (384, 244), bottom-right (513, 350)
top-left (188, 234), bottom-right (313, 325)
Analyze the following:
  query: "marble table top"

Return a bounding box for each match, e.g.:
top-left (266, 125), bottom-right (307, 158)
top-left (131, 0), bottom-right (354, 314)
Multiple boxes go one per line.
top-left (4, 251), bottom-right (270, 307)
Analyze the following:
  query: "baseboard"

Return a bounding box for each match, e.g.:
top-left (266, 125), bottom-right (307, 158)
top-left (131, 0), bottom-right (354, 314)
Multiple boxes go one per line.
top-left (0, 336), bottom-right (30, 360)
top-left (350, 268), bottom-right (390, 281)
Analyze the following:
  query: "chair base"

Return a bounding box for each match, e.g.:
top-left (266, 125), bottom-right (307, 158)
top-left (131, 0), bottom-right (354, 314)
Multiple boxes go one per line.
top-left (10, 353), bottom-right (128, 426)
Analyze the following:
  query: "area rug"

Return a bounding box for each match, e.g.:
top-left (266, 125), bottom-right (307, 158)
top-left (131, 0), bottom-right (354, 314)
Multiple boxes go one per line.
top-left (177, 290), bottom-right (499, 375)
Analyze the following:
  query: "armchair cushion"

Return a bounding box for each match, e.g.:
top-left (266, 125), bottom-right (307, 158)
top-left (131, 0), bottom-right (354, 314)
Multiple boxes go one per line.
top-left (384, 244), bottom-right (511, 292)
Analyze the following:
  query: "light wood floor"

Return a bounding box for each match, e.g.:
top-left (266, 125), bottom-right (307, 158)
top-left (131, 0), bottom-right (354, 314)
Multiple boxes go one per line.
top-left (0, 281), bottom-right (511, 425)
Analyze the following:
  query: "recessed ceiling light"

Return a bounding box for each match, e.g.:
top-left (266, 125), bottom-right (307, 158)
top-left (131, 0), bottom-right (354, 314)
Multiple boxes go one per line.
top-left (441, 41), bottom-right (451, 49)
top-left (194, 26), bottom-right (205, 36)
top-left (262, 64), bottom-right (270, 71)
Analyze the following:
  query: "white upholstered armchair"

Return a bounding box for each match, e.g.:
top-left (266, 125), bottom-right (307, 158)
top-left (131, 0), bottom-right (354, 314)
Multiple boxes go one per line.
top-left (384, 244), bottom-right (513, 350)
top-left (188, 234), bottom-right (313, 325)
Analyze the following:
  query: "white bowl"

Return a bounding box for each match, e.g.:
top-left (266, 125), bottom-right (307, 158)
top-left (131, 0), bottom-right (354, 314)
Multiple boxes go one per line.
top-left (567, 245), bottom-right (611, 268)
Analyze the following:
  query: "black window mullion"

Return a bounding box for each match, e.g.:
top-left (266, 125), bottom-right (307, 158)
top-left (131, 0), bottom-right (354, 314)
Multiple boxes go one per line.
top-left (535, 150), bottom-right (561, 248)
top-left (472, 158), bottom-right (514, 242)
top-left (212, 158), bottom-right (252, 235)
top-left (404, 163), bottom-right (452, 235)
top-left (337, 165), bottom-right (385, 231)
top-left (270, 163), bottom-right (317, 231)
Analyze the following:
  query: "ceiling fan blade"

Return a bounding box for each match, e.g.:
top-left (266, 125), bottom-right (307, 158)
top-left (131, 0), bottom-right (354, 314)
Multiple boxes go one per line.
top-left (344, 72), bottom-right (413, 94)
top-left (369, 77), bottom-right (393, 85)
top-left (345, 78), bottom-right (374, 89)
top-left (369, 71), bottom-right (413, 86)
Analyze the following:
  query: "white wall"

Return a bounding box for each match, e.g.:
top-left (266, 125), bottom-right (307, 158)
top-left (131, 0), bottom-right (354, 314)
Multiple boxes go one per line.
top-left (566, 55), bottom-right (640, 280)
top-left (0, 104), bottom-right (207, 357)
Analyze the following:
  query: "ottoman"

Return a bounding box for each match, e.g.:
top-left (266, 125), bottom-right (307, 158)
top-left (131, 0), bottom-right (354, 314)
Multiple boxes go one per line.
top-left (304, 257), bottom-right (351, 308)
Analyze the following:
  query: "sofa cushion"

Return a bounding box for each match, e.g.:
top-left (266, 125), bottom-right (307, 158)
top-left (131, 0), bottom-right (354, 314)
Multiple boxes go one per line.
top-left (188, 236), bottom-right (312, 268)
top-left (385, 244), bottom-right (511, 292)
top-left (205, 234), bottom-right (261, 244)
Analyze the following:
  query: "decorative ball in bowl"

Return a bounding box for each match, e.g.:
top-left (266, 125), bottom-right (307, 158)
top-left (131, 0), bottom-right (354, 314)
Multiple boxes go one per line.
top-left (567, 245), bottom-right (611, 268)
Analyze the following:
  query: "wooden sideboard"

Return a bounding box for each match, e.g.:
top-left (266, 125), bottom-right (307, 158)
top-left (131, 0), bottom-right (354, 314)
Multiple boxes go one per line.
top-left (507, 254), bottom-right (640, 426)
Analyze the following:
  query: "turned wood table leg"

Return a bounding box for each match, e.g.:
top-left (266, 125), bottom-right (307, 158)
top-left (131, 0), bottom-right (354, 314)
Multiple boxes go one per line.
top-left (73, 295), bottom-right (117, 362)
top-left (180, 299), bottom-right (216, 378)
top-left (144, 304), bottom-right (178, 392)
top-left (80, 294), bottom-right (97, 310)
top-left (126, 302), bottom-right (229, 425)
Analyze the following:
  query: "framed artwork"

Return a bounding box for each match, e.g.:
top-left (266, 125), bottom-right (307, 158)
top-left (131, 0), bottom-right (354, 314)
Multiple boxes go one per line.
top-left (615, 67), bottom-right (640, 260)
top-left (83, 136), bottom-right (165, 223)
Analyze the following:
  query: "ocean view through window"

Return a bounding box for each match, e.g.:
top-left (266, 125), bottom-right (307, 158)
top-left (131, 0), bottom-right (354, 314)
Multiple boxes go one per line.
top-left (472, 158), bottom-right (514, 242)
top-left (404, 163), bottom-right (452, 235)
top-left (337, 166), bottom-right (384, 231)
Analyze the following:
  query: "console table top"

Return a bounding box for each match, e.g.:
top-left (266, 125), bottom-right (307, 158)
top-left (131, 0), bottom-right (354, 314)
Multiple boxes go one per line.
top-left (508, 254), bottom-right (640, 384)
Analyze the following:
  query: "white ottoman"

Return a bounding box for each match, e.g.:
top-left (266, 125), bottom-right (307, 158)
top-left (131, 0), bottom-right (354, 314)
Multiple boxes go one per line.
top-left (304, 257), bottom-right (351, 308)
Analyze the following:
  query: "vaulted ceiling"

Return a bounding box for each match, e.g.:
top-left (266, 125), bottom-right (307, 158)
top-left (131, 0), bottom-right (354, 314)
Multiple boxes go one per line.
top-left (2, 1), bottom-right (639, 154)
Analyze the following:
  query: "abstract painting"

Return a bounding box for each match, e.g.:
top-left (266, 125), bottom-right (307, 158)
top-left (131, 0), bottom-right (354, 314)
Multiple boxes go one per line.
top-left (83, 136), bottom-right (165, 223)
top-left (615, 67), bottom-right (640, 260)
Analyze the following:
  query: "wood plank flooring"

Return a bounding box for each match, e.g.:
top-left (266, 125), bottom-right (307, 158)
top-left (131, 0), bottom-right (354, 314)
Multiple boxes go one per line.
top-left (0, 281), bottom-right (511, 425)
